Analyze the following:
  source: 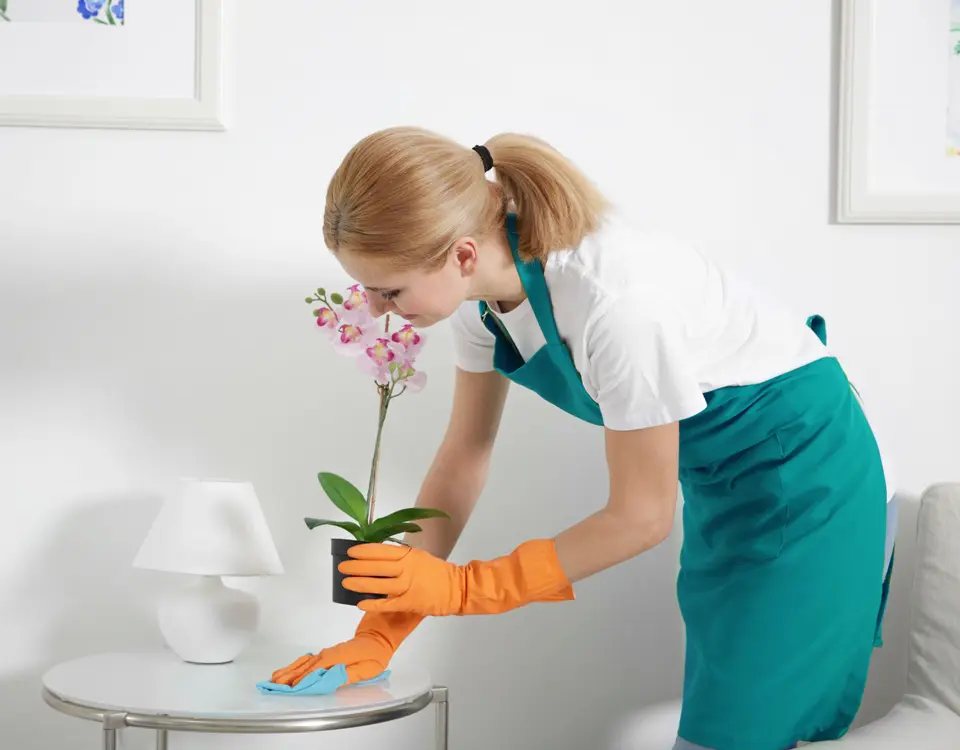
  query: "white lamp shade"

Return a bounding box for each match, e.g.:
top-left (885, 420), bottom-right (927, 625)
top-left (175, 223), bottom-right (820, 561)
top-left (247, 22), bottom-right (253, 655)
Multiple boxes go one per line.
top-left (134, 479), bottom-right (284, 576)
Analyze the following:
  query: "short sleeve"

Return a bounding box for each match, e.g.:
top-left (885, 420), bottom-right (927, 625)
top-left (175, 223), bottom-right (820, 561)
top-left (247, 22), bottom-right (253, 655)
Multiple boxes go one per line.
top-left (585, 299), bottom-right (707, 431)
top-left (449, 302), bottom-right (496, 373)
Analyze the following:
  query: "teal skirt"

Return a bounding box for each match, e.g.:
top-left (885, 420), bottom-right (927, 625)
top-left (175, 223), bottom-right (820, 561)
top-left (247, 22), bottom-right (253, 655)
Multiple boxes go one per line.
top-left (675, 355), bottom-right (889, 750)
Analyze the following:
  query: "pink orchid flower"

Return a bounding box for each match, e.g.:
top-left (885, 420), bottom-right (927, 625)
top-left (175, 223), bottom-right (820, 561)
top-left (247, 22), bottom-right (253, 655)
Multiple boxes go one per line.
top-left (314, 307), bottom-right (339, 336)
top-left (395, 359), bottom-right (427, 392)
top-left (405, 370), bottom-right (427, 392)
top-left (390, 324), bottom-right (424, 358)
top-left (340, 284), bottom-right (370, 325)
top-left (357, 337), bottom-right (399, 384)
top-left (366, 338), bottom-right (398, 367)
top-left (344, 284), bottom-right (367, 311)
top-left (333, 320), bottom-right (377, 356)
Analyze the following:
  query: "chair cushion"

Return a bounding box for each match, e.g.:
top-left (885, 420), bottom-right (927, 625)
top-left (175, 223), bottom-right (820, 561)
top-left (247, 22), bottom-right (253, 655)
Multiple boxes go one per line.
top-left (811, 695), bottom-right (960, 748)
top-left (906, 483), bottom-right (960, 715)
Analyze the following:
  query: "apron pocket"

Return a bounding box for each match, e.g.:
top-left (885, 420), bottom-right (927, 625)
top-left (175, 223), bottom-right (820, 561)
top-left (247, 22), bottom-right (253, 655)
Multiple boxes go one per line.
top-left (680, 432), bottom-right (789, 565)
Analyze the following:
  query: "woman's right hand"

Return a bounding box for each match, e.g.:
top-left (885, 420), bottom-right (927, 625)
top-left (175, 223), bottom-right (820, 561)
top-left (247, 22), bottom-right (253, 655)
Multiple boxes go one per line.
top-left (270, 611), bottom-right (424, 686)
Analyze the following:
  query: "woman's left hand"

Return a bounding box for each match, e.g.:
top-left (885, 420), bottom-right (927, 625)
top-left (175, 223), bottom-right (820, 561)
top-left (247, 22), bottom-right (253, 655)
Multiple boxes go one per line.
top-left (339, 544), bottom-right (464, 616)
top-left (339, 539), bottom-right (574, 616)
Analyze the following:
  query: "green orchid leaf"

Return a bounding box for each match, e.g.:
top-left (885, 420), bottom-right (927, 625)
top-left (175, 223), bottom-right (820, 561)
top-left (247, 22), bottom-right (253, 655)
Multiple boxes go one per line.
top-left (0, 1), bottom-right (8, 15)
top-left (318, 472), bottom-right (368, 525)
top-left (366, 507), bottom-right (449, 540)
top-left (365, 522), bottom-right (422, 544)
top-left (303, 518), bottom-right (364, 540)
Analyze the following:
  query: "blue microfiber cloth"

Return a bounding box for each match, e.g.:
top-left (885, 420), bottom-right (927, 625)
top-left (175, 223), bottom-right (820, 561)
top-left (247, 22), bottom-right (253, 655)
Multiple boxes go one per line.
top-left (256, 663), bottom-right (390, 695)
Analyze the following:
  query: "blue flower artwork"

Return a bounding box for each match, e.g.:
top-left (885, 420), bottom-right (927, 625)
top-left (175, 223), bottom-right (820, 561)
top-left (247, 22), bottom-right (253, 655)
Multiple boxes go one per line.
top-left (77, 0), bottom-right (124, 25)
top-left (76, 0), bottom-right (105, 19)
top-left (0, 0), bottom-right (125, 24)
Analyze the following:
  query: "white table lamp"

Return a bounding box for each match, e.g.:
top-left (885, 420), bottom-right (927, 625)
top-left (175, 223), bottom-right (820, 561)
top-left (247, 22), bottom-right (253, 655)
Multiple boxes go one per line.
top-left (134, 479), bottom-right (284, 664)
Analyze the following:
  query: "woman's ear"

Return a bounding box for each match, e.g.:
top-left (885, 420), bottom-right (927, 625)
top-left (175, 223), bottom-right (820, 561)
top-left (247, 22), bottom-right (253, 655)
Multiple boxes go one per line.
top-left (451, 237), bottom-right (479, 278)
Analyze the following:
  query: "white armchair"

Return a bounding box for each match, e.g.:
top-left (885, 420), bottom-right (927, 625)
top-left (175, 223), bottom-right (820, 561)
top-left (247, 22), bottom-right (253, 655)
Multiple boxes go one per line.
top-left (610, 484), bottom-right (960, 749)
top-left (814, 483), bottom-right (960, 748)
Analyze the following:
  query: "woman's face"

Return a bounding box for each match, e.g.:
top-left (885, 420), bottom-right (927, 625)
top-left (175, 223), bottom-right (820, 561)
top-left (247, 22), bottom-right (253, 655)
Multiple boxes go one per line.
top-left (335, 242), bottom-right (477, 328)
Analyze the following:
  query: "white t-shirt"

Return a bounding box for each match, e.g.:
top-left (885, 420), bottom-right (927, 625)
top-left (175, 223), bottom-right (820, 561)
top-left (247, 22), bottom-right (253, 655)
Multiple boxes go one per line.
top-left (450, 214), bottom-right (897, 502)
top-left (450, 213), bottom-right (829, 431)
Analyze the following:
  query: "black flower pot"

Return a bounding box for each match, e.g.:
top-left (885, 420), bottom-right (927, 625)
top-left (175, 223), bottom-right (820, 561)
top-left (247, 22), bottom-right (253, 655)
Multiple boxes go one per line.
top-left (331, 537), bottom-right (387, 606)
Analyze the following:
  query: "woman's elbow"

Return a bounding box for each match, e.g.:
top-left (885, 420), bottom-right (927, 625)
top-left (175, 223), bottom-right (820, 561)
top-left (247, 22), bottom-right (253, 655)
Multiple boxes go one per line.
top-left (614, 497), bottom-right (676, 553)
top-left (649, 511), bottom-right (674, 547)
top-left (637, 508), bottom-right (674, 549)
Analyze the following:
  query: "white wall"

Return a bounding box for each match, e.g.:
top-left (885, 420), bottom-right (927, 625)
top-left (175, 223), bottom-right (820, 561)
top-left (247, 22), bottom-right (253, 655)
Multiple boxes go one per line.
top-left (1, 1), bottom-right (957, 748)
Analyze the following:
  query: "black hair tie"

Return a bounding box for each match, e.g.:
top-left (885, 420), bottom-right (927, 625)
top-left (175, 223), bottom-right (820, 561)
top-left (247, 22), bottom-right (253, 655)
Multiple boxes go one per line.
top-left (472, 144), bottom-right (494, 173)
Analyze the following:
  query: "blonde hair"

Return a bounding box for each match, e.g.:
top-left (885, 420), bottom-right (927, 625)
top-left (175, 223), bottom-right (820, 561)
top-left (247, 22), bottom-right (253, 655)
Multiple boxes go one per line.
top-left (322, 126), bottom-right (608, 269)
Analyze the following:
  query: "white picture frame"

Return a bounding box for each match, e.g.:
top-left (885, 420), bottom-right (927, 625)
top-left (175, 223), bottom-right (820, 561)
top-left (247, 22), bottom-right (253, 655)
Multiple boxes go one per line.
top-left (0, 0), bottom-right (224, 131)
top-left (837, 0), bottom-right (960, 223)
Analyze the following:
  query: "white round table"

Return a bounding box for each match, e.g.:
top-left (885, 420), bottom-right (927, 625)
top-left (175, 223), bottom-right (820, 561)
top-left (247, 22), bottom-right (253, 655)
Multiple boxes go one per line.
top-left (41, 643), bottom-right (447, 750)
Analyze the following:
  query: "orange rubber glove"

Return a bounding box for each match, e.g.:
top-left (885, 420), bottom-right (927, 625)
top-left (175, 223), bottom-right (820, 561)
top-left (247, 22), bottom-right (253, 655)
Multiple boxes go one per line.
top-left (270, 610), bottom-right (423, 687)
top-left (338, 538), bottom-right (575, 616)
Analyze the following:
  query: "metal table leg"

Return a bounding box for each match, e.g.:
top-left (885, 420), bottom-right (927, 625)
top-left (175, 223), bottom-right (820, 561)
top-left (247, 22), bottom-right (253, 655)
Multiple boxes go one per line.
top-left (102, 713), bottom-right (125, 750)
top-left (432, 687), bottom-right (449, 750)
top-left (156, 728), bottom-right (169, 750)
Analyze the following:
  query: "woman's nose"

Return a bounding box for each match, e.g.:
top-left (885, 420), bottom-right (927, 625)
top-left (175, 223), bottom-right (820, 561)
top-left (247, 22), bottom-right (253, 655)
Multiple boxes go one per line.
top-left (368, 296), bottom-right (390, 318)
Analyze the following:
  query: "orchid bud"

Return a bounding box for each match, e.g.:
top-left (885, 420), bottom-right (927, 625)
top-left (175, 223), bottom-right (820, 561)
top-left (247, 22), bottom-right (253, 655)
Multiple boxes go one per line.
top-left (330, 292), bottom-right (344, 305)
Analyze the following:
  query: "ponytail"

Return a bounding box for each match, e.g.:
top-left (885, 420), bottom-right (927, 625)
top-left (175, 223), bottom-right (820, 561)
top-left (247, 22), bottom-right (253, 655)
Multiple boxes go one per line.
top-left (485, 133), bottom-right (608, 261)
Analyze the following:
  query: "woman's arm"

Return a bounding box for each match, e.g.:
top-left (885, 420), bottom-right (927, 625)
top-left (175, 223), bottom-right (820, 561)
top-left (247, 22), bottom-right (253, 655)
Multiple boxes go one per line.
top-left (341, 418), bottom-right (680, 616)
top-left (403, 367), bottom-right (510, 561)
top-left (553, 421), bottom-right (679, 582)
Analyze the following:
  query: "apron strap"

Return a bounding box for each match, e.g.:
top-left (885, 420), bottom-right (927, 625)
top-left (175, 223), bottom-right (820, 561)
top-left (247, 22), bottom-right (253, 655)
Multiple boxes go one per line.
top-left (503, 213), bottom-right (566, 347)
top-left (808, 313), bottom-right (864, 401)
top-left (806, 314), bottom-right (827, 345)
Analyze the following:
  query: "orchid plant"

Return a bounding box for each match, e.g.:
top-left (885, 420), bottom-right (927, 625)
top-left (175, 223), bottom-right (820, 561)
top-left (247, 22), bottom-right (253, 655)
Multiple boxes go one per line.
top-left (303, 284), bottom-right (449, 544)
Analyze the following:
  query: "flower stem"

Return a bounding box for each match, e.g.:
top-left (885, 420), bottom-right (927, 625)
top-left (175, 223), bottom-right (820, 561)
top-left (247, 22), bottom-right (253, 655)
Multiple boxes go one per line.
top-left (316, 292), bottom-right (334, 312)
top-left (365, 383), bottom-right (392, 525)
top-left (364, 313), bottom-right (394, 525)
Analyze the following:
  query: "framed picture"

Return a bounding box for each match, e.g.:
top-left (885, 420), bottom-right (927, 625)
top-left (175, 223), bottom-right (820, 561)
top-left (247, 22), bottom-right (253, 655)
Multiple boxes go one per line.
top-left (0, 0), bottom-right (224, 131)
top-left (837, 0), bottom-right (960, 222)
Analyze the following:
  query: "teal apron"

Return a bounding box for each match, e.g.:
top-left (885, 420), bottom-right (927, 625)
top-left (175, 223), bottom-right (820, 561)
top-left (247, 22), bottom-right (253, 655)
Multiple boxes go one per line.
top-left (479, 215), bottom-right (892, 750)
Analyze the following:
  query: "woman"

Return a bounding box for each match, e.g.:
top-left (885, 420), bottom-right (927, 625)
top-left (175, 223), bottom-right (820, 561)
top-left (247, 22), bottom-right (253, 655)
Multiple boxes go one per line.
top-left (270, 127), bottom-right (896, 750)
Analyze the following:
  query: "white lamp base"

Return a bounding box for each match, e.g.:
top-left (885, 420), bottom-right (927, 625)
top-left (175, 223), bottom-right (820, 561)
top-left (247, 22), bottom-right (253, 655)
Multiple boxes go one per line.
top-left (157, 576), bottom-right (259, 664)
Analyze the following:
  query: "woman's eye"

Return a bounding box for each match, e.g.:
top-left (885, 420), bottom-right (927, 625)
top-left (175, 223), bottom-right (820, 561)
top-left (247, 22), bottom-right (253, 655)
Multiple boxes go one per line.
top-left (381, 290), bottom-right (400, 301)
